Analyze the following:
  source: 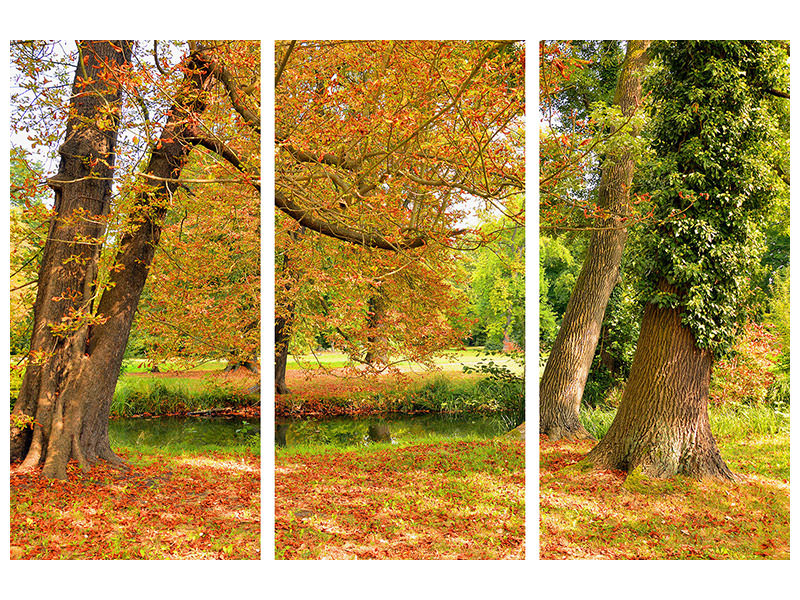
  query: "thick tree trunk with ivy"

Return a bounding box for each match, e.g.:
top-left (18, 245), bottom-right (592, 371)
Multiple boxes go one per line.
top-left (581, 282), bottom-right (733, 479)
top-left (539, 40), bottom-right (651, 440)
top-left (579, 40), bottom-right (788, 481)
top-left (11, 44), bottom-right (219, 480)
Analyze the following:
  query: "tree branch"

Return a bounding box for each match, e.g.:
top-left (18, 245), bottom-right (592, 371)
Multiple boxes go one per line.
top-left (207, 57), bottom-right (261, 133)
top-left (766, 88), bottom-right (790, 99)
top-left (275, 190), bottom-right (428, 250)
top-left (275, 40), bottom-right (296, 86)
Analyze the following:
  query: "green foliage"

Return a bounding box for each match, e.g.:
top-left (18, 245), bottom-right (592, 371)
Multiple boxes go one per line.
top-left (463, 352), bottom-right (525, 414)
top-left (396, 363), bottom-right (524, 416)
top-left (584, 274), bottom-right (643, 406)
top-left (550, 40), bottom-right (625, 124)
top-left (467, 209), bottom-right (525, 350)
top-left (636, 41), bottom-right (789, 357)
top-left (765, 266), bottom-right (790, 406)
top-left (539, 235), bottom-right (582, 349)
top-left (10, 148), bottom-right (50, 355)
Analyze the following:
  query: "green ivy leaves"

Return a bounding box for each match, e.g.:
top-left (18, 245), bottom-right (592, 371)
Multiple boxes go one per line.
top-left (637, 41), bottom-right (788, 357)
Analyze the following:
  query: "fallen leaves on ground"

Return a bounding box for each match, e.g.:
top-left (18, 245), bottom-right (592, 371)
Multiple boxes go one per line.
top-left (540, 435), bottom-right (789, 560)
top-left (275, 440), bottom-right (524, 559)
top-left (10, 451), bottom-right (260, 560)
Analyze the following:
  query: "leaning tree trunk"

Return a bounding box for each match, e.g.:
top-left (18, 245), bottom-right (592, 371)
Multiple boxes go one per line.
top-left (12, 45), bottom-right (220, 480)
top-left (11, 41), bottom-right (132, 469)
top-left (581, 281), bottom-right (733, 480)
top-left (539, 40), bottom-right (651, 440)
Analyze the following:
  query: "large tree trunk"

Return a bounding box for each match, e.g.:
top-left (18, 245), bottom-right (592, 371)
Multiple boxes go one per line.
top-left (539, 40), bottom-right (651, 440)
top-left (11, 44), bottom-right (220, 480)
top-left (581, 282), bottom-right (733, 480)
top-left (11, 41), bottom-right (132, 469)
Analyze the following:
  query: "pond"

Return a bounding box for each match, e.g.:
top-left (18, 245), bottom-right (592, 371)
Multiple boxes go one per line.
top-left (276, 411), bottom-right (523, 448)
top-left (109, 416), bottom-right (259, 453)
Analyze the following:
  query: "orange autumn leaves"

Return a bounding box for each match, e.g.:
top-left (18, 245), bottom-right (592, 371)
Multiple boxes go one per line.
top-left (11, 452), bottom-right (260, 560)
top-left (275, 41), bottom-right (524, 367)
top-left (275, 441), bottom-right (524, 559)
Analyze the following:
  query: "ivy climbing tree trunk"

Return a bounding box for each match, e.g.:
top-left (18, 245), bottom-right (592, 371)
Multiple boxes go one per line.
top-left (581, 282), bottom-right (733, 479)
top-left (580, 40), bottom-right (788, 480)
top-left (539, 40), bottom-right (651, 440)
top-left (11, 43), bottom-right (223, 480)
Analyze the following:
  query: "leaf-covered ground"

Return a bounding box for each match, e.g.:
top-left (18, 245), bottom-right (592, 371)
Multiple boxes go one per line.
top-left (10, 450), bottom-right (260, 560)
top-left (540, 435), bottom-right (789, 559)
top-left (275, 440), bottom-right (524, 559)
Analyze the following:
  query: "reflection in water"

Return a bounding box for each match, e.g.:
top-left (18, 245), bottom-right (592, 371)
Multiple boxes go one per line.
top-left (275, 411), bottom-right (523, 448)
top-left (368, 423), bottom-right (392, 442)
top-left (109, 416), bottom-right (260, 452)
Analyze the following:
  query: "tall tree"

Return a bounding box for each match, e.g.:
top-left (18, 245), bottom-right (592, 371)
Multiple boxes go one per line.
top-left (11, 40), bottom-right (260, 480)
top-left (539, 41), bottom-right (651, 440)
top-left (274, 40), bottom-right (525, 393)
top-left (10, 41), bottom-right (133, 477)
top-left (582, 40), bottom-right (789, 479)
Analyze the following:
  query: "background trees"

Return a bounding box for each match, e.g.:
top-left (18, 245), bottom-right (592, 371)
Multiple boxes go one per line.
top-left (10, 40), bottom-right (260, 479)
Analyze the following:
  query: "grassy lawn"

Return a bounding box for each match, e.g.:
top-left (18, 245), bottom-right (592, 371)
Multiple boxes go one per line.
top-left (539, 429), bottom-right (789, 559)
top-left (275, 440), bottom-right (524, 559)
top-left (286, 347), bottom-right (522, 374)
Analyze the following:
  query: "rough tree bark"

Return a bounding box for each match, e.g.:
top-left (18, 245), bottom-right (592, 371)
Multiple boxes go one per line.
top-left (580, 281), bottom-right (734, 479)
top-left (11, 41), bottom-right (132, 471)
top-left (11, 43), bottom-right (224, 479)
top-left (363, 290), bottom-right (388, 366)
top-left (539, 40), bottom-right (651, 440)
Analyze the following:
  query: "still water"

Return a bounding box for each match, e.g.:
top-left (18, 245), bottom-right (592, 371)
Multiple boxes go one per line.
top-left (109, 416), bottom-right (259, 452)
top-left (276, 411), bottom-right (523, 448)
top-left (107, 412), bottom-right (521, 452)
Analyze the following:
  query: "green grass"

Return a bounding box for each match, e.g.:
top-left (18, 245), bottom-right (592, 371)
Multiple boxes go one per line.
top-left (286, 347), bottom-right (521, 373)
top-left (111, 380), bottom-right (249, 417)
top-left (579, 402), bottom-right (790, 442)
top-left (542, 403), bottom-right (790, 560)
top-left (578, 405), bottom-right (617, 439)
top-left (120, 359), bottom-right (228, 373)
